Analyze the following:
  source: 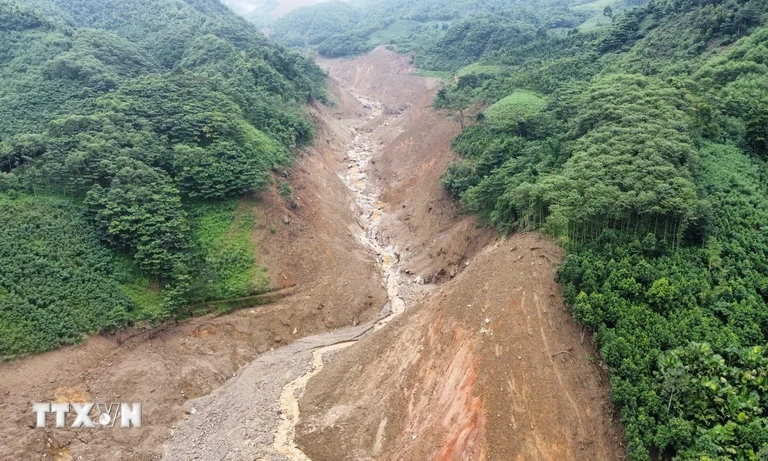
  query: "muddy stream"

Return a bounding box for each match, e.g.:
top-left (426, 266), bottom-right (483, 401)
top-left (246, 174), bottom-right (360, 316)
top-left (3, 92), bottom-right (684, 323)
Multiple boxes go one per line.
top-left (273, 95), bottom-right (408, 459)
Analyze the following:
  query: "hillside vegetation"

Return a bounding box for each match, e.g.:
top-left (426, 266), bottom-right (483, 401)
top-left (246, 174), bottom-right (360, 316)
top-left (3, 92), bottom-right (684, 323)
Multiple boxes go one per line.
top-left (431, 0), bottom-right (768, 459)
top-left (0, 0), bottom-right (326, 357)
top-left (268, 0), bottom-right (615, 69)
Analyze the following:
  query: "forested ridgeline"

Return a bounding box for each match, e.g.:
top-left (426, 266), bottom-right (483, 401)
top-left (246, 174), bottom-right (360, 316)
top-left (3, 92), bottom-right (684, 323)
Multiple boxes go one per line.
top-left (0, 0), bottom-right (326, 357)
top-left (267, 0), bottom-right (629, 69)
top-left (432, 0), bottom-right (768, 458)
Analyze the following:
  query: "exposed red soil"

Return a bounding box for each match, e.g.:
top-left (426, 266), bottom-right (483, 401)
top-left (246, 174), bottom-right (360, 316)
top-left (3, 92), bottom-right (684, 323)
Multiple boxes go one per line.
top-left (295, 48), bottom-right (625, 461)
top-left (0, 47), bottom-right (625, 461)
top-left (296, 235), bottom-right (625, 461)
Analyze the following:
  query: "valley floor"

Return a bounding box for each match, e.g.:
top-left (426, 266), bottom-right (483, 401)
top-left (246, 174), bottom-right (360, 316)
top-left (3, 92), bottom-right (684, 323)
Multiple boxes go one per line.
top-left (0, 48), bottom-right (624, 461)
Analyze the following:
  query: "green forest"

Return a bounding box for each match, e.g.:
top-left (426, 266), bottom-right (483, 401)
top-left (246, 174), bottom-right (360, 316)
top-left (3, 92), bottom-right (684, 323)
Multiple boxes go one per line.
top-left (267, 0), bottom-right (644, 69)
top-left (265, 0), bottom-right (768, 458)
top-left (0, 0), bottom-right (326, 357)
top-left (4, 0), bottom-right (768, 458)
top-left (434, 0), bottom-right (768, 459)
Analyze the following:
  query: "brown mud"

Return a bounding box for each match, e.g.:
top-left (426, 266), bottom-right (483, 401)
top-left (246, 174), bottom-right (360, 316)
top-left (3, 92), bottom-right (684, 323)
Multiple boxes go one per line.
top-left (0, 47), bottom-right (624, 461)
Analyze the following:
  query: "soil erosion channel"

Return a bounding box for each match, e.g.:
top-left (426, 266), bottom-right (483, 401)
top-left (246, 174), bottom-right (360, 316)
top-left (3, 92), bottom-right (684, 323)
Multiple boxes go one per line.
top-left (167, 48), bottom-right (624, 460)
top-left (0, 48), bottom-right (622, 461)
top-left (273, 94), bottom-right (408, 459)
top-left (163, 61), bottom-right (422, 460)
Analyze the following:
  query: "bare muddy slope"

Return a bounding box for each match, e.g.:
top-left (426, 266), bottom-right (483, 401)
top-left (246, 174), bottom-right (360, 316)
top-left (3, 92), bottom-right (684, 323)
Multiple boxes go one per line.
top-left (164, 62), bottom-right (420, 461)
top-left (320, 48), bottom-right (494, 285)
top-left (296, 236), bottom-right (623, 460)
top-left (296, 49), bottom-right (625, 460)
top-left (163, 48), bottom-right (504, 461)
top-left (0, 47), bottom-right (623, 461)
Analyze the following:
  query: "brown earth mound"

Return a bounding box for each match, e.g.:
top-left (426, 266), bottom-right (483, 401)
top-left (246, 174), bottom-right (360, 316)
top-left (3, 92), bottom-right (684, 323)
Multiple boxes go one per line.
top-left (296, 235), bottom-right (624, 460)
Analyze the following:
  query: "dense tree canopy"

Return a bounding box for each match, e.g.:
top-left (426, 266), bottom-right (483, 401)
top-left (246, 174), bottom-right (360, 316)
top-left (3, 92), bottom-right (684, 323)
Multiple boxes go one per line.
top-left (269, 0), bottom-right (587, 70)
top-left (0, 195), bottom-right (132, 356)
top-left (431, 0), bottom-right (768, 458)
top-left (0, 0), bottom-right (327, 356)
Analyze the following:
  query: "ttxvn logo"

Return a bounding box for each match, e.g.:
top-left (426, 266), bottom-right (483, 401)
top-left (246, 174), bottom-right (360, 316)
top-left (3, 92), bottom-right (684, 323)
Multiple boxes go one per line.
top-left (33, 403), bottom-right (142, 428)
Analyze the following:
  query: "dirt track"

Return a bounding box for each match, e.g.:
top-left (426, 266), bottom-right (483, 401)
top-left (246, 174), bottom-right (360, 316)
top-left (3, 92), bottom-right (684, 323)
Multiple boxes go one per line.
top-left (0, 48), bottom-right (624, 460)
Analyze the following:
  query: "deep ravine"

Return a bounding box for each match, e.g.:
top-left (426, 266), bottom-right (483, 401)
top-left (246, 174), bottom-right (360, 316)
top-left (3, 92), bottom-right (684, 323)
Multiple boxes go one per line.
top-left (162, 86), bottom-right (418, 460)
top-left (273, 93), bottom-right (410, 459)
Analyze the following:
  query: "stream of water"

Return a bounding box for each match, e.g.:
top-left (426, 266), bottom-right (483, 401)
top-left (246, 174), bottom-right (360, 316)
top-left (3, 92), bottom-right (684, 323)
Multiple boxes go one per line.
top-left (273, 96), bottom-right (407, 460)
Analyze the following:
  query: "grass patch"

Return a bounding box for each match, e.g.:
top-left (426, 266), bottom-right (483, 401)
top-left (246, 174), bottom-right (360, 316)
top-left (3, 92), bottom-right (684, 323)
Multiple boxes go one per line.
top-left (369, 19), bottom-right (448, 44)
top-left (187, 198), bottom-right (268, 303)
top-left (571, 0), bottom-right (616, 13)
top-left (112, 256), bottom-right (164, 321)
top-left (577, 14), bottom-right (613, 32)
top-left (414, 69), bottom-right (454, 78)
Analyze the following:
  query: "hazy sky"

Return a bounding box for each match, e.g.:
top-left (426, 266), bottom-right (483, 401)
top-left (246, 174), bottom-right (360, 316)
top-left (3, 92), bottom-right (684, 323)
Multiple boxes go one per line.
top-left (222, 0), bottom-right (335, 17)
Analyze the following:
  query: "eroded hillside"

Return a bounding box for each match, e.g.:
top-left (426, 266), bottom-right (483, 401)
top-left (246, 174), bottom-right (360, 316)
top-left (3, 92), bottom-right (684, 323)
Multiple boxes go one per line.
top-left (0, 47), bottom-right (623, 461)
top-left (297, 49), bottom-right (623, 461)
top-left (162, 47), bottom-right (623, 460)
